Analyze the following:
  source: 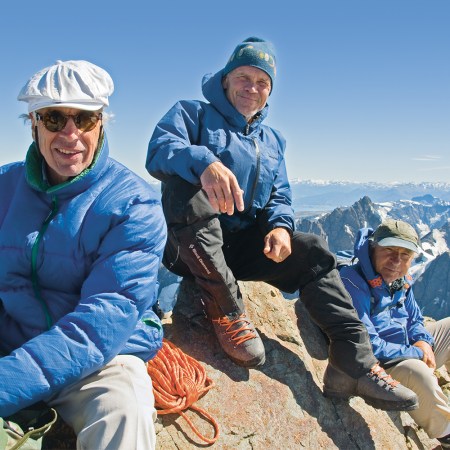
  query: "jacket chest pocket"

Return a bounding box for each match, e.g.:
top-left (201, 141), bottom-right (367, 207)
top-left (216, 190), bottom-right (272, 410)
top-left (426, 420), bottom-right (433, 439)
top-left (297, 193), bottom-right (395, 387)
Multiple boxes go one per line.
top-left (206, 130), bottom-right (227, 152)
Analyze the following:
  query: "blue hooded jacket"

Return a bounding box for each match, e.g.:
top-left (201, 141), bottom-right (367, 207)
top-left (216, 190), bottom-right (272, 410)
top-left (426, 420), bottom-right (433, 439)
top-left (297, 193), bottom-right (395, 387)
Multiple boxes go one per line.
top-left (146, 69), bottom-right (295, 234)
top-left (339, 227), bottom-right (434, 365)
top-left (0, 135), bottom-right (166, 416)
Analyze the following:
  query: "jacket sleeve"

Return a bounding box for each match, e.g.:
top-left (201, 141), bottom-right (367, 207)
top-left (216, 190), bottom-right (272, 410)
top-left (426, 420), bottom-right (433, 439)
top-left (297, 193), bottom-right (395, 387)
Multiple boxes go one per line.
top-left (0, 196), bottom-right (167, 417)
top-left (404, 287), bottom-right (435, 347)
top-left (340, 267), bottom-right (424, 364)
top-left (146, 101), bottom-right (219, 184)
top-left (257, 133), bottom-right (295, 234)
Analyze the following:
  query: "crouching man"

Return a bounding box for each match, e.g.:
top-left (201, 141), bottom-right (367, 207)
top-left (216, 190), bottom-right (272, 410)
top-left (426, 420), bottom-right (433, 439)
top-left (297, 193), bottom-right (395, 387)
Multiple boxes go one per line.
top-left (338, 219), bottom-right (450, 446)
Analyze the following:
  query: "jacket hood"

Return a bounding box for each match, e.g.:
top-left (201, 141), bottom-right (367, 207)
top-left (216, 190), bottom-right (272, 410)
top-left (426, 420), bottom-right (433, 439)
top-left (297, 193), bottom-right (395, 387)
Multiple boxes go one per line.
top-left (25, 132), bottom-right (110, 198)
top-left (354, 227), bottom-right (384, 288)
top-left (355, 226), bottom-right (414, 291)
top-left (201, 69), bottom-right (269, 131)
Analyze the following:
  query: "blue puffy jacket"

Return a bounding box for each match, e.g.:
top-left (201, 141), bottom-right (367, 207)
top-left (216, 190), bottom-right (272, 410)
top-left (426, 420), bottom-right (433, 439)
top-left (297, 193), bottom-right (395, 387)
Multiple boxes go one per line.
top-left (0, 135), bottom-right (166, 416)
top-left (146, 69), bottom-right (295, 234)
top-left (339, 228), bottom-right (434, 365)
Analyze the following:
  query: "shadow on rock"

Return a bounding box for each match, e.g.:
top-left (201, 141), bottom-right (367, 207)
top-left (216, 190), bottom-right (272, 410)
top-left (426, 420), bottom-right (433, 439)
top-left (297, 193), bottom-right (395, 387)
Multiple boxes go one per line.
top-left (294, 298), bottom-right (329, 360)
top-left (258, 331), bottom-right (376, 450)
top-left (157, 278), bottom-right (379, 449)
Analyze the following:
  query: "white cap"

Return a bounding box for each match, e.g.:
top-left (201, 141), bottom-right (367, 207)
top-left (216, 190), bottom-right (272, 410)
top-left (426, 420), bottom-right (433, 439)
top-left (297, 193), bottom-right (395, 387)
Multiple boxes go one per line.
top-left (17, 60), bottom-right (114, 113)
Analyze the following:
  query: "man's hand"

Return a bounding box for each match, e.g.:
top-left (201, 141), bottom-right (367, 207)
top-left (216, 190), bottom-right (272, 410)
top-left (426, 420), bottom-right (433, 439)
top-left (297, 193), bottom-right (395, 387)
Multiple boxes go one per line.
top-left (263, 228), bottom-right (292, 263)
top-left (413, 340), bottom-right (436, 369)
top-left (200, 161), bottom-right (244, 215)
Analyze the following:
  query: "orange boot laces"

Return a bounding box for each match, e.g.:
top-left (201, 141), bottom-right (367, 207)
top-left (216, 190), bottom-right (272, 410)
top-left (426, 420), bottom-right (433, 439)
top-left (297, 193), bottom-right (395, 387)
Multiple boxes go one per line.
top-left (212, 313), bottom-right (257, 346)
top-left (369, 364), bottom-right (400, 389)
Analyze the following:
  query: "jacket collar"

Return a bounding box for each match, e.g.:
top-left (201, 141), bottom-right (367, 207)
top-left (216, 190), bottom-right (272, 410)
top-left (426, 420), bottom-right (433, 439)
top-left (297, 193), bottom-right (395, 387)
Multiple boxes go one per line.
top-left (354, 227), bottom-right (411, 291)
top-left (25, 133), bottom-right (110, 197)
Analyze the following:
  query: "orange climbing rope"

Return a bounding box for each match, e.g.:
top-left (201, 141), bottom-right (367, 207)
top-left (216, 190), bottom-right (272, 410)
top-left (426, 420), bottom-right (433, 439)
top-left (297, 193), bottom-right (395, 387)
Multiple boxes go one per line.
top-left (147, 338), bottom-right (219, 445)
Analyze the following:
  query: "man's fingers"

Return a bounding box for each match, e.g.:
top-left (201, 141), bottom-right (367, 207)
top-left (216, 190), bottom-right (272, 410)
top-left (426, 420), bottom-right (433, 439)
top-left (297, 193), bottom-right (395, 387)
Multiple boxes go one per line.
top-left (263, 238), bottom-right (283, 262)
top-left (269, 253), bottom-right (284, 263)
top-left (203, 187), bottom-right (220, 212)
top-left (205, 186), bottom-right (232, 214)
top-left (214, 187), bottom-right (227, 213)
top-left (230, 178), bottom-right (244, 212)
top-left (200, 163), bottom-right (244, 215)
top-left (263, 229), bottom-right (292, 263)
top-left (223, 188), bottom-right (235, 215)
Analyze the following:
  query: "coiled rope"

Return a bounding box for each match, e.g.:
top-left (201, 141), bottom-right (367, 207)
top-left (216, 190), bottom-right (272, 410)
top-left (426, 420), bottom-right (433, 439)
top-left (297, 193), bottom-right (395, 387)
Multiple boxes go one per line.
top-left (147, 338), bottom-right (219, 444)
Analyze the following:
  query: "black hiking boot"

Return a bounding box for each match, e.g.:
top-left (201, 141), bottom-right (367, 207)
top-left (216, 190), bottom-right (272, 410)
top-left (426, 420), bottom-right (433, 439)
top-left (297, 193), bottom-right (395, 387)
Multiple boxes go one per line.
top-left (438, 434), bottom-right (450, 449)
top-left (323, 363), bottom-right (419, 411)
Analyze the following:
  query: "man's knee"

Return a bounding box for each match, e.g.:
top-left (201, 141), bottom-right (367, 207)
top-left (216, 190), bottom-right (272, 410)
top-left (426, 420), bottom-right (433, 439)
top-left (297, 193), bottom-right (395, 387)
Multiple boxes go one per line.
top-left (389, 359), bottom-right (436, 392)
top-left (161, 176), bottom-right (217, 226)
top-left (292, 231), bottom-right (337, 275)
top-left (427, 317), bottom-right (450, 369)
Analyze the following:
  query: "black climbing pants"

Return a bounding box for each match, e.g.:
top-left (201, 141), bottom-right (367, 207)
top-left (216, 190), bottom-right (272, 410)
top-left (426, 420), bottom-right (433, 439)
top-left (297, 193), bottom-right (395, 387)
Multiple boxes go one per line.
top-left (161, 176), bottom-right (377, 378)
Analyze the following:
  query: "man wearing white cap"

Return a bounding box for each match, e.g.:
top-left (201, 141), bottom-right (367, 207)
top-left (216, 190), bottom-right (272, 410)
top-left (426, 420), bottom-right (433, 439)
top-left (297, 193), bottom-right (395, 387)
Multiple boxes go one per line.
top-left (337, 219), bottom-right (450, 447)
top-left (0, 60), bottom-right (166, 449)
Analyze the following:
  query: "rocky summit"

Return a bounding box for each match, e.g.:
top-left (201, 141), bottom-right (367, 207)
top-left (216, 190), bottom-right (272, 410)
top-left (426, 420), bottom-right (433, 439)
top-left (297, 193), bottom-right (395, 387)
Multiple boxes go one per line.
top-left (153, 279), bottom-right (447, 450)
top-left (42, 278), bottom-right (448, 449)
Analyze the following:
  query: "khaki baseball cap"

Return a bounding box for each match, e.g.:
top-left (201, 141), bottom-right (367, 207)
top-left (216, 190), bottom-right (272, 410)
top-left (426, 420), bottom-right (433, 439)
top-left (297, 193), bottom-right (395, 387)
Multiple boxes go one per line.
top-left (371, 219), bottom-right (420, 253)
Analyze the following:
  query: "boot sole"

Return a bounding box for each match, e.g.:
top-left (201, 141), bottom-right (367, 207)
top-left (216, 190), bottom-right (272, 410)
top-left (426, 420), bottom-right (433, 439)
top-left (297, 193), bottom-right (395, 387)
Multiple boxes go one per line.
top-left (361, 397), bottom-right (419, 412)
top-left (228, 353), bottom-right (266, 368)
top-left (323, 389), bottom-right (419, 411)
top-left (322, 388), bottom-right (352, 401)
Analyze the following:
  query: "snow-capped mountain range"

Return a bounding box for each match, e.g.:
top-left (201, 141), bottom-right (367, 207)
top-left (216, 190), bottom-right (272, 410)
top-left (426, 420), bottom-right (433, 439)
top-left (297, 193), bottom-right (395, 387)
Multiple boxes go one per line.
top-left (290, 179), bottom-right (450, 212)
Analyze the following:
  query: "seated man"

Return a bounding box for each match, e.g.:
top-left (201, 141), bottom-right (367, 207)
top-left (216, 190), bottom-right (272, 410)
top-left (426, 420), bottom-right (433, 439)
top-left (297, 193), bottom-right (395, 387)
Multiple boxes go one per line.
top-left (147, 36), bottom-right (419, 412)
top-left (338, 219), bottom-right (450, 446)
top-left (0, 60), bottom-right (166, 449)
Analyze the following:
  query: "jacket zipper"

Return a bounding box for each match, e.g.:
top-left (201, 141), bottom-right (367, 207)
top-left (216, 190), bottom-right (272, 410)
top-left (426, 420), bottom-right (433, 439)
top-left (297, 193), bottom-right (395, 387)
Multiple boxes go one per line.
top-left (242, 137), bottom-right (261, 214)
top-left (31, 195), bottom-right (59, 330)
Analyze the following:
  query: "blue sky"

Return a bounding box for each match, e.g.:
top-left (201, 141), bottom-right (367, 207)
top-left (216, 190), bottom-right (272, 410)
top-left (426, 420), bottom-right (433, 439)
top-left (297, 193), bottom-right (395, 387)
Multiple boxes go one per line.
top-left (0, 1), bottom-right (449, 183)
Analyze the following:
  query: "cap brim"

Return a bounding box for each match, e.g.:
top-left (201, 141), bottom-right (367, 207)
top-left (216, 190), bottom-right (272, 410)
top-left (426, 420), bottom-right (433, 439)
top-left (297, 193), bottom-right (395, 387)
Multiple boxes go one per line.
top-left (377, 237), bottom-right (419, 253)
top-left (29, 101), bottom-right (104, 113)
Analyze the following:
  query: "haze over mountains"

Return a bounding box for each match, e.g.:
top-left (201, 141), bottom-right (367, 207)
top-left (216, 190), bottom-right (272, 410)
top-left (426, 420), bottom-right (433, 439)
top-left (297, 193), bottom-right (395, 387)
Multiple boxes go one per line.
top-left (295, 180), bottom-right (450, 321)
top-left (290, 179), bottom-right (450, 213)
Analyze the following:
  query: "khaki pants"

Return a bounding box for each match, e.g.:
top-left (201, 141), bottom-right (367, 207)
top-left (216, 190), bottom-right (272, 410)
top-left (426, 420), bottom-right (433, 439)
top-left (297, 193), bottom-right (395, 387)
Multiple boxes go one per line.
top-left (48, 355), bottom-right (157, 450)
top-left (387, 318), bottom-right (450, 438)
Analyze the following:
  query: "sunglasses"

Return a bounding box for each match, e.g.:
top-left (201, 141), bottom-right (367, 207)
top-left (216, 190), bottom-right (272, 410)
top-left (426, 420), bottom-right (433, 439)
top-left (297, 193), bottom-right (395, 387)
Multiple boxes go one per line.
top-left (35, 110), bottom-right (102, 132)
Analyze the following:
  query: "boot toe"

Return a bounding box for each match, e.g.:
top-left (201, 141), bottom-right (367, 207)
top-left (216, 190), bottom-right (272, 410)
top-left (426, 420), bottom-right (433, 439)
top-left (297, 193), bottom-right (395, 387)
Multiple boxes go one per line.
top-left (355, 370), bottom-right (419, 411)
top-left (212, 314), bottom-right (266, 367)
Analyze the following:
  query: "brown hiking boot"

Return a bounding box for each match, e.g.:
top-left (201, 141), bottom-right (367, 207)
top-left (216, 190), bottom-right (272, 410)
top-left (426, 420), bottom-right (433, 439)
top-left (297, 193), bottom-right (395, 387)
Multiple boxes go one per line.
top-left (323, 363), bottom-right (419, 411)
top-left (211, 313), bottom-right (266, 367)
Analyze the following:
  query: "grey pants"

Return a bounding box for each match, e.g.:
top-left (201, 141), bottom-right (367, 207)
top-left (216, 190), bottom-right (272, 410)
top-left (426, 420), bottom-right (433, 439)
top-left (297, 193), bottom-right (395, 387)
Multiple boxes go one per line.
top-left (162, 176), bottom-right (377, 378)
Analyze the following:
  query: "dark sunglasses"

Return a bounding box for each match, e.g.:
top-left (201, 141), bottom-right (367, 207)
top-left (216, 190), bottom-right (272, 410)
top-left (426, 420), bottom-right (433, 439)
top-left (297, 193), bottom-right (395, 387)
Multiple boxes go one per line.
top-left (35, 110), bottom-right (102, 132)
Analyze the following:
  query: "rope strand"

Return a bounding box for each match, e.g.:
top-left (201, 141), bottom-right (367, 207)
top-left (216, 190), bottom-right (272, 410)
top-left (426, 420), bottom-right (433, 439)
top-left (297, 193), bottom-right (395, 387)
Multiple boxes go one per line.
top-left (147, 338), bottom-right (220, 444)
